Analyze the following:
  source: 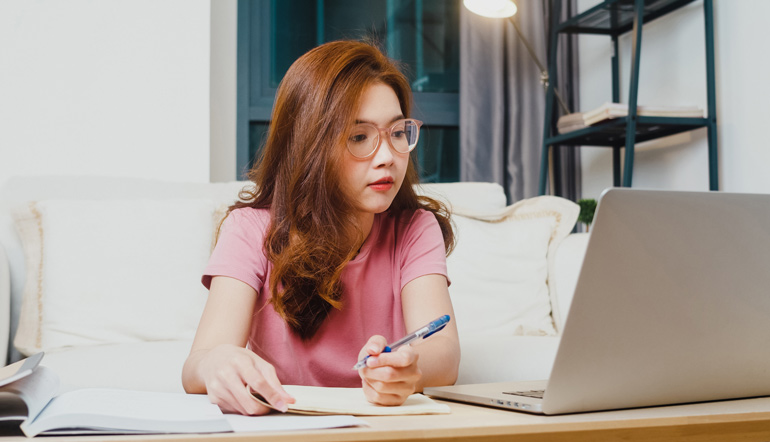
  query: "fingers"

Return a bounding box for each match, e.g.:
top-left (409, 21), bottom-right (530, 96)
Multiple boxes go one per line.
top-left (206, 363), bottom-right (271, 415)
top-left (245, 361), bottom-right (295, 413)
top-left (363, 357), bottom-right (421, 385)
top-left (359, 335), bottom-right (389, 360)
top-left (361, 375), bottom-right (419, 406)
top-left (358, 346), bottom-right (421, 406)
top-left (202, 346), bottom-right (294, 416)
top-left (364, 345), bottom-right (418, 369)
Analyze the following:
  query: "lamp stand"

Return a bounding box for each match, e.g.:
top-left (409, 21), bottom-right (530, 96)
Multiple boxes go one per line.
top-left (508, 16), bottom-right (571, 115)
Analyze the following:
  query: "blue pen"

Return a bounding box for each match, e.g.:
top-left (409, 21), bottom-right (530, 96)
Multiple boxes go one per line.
top-left (352, 315), bottom-right (451, 370)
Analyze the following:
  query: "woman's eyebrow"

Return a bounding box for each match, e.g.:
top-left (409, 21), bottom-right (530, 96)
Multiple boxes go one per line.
top-left (354, 115), bottom-right (406, 125)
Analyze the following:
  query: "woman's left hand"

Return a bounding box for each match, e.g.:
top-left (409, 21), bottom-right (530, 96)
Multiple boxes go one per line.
top-left (357, 335), bottom-right (422, 406)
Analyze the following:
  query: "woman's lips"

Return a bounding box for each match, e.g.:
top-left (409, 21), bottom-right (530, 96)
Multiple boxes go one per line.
top-left (369, 178), bottom-right (394, 191)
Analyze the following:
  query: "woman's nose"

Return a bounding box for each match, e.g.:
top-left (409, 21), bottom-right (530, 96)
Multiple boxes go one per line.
top-left (373, 132), bottom-right (395, 166)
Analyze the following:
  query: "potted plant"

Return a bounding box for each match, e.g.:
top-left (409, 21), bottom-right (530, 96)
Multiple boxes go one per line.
top-left (577, 198), bottom-right (597, 232)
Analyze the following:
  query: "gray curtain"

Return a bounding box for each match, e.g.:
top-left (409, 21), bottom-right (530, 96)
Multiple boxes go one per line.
top-left (460, 0), bottom-right (580, 203)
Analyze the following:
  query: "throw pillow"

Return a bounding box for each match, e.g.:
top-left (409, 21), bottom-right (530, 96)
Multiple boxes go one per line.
top-left (12, 199), bottom-right (219, 355)
top-left (447, 196), bottom-right (579, 337)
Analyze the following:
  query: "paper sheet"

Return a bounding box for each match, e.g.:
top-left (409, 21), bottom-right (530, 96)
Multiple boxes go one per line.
top-left (252, 385), bottom-right (451, 416)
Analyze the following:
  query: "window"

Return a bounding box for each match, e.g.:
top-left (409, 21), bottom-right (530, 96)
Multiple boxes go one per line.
top-left (237, 0), bottom-right (460, 182)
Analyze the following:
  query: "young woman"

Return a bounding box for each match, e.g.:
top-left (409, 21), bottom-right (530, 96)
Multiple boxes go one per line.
top-left (182, 40), bottom-right (459, 416)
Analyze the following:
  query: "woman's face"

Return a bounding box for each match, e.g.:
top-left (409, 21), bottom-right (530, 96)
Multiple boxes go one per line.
top-left (341, 82), bottom-right (410, 219)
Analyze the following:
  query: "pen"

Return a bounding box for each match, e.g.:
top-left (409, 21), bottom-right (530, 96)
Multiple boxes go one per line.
top-left (352, 315), bottom-right (451, 370)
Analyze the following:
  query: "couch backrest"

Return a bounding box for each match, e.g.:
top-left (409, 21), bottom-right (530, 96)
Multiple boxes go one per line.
top-left (0, 176), bottom-right (249, 363)
top-left (0, 176), bottom-right (509, 363)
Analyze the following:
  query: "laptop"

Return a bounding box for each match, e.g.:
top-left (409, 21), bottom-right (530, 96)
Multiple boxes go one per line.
top-left (425, 188), bottom-right (770, 415)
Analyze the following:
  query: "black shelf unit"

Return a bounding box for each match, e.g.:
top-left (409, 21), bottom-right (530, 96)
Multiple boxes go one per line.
top-left (539, 0), bottom-right (718, 194)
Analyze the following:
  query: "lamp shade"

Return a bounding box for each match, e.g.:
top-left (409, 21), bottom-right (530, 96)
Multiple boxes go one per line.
top-left (463, 0), bottom-right (517, 18)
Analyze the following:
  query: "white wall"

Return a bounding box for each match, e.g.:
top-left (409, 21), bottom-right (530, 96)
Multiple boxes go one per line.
top-left (578, 0), bottom-right (770, 199)
top-left (210, 0), bottom-right (238, 182)
top-left (0, 0), bottom-right (217, 188)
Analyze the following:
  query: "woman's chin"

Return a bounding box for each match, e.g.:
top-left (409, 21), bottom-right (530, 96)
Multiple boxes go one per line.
top-left (358, 189), bottom-right (399, 214)
top-left (359, 198), bottom-right (396, 215)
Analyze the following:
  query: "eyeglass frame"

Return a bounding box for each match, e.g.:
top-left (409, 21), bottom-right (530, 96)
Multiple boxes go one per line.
top-left (345, 118), bottom-right (424, 159)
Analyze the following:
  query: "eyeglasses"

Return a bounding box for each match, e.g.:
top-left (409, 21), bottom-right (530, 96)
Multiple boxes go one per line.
top-left (346, 118), bottom-right (423, 159)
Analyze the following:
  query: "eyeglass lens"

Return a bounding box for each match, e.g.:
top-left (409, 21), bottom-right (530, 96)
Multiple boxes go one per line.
top-left (348, 119), bottom-right (420, 158)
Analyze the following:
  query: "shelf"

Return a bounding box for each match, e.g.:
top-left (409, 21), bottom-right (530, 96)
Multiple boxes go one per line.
top-left (557, 0), bottom-right (697, 36)
top-left (545, 116), bottom-right (709, 147)
top-left (540, 0), bottom-right (717, 193)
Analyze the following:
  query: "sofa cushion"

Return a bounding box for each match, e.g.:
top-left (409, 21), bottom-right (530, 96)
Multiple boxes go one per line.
top-left (416, 182), bottom-right (507, 213)
top-left (447, 196), bottom-right (579, 339)
top-left (0, 176), bottom-right (248, 362)
top-left (551, 233), bottom-right (589, 331)
top-left (457, 335), bottom-right (562, 384)
top-left (12, 199), bottom-right (217, 355)
top-left (41, 340), bottom-right (191, 394)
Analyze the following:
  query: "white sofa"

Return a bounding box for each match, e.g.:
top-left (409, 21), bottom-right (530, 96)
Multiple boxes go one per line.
top-left (0, 176), bottom-right (587, 393)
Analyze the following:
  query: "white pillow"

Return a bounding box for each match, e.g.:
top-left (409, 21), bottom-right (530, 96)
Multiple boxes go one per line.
top-left (447, 196), bottom-right (579, 338)
top-left (12, 199), bottom-right (218, 355)
top-left (415, 182), bottom-right (507, 213)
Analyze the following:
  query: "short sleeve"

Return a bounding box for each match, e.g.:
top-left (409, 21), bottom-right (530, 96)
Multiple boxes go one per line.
top-left (398, 210), bottom-right (450, 290)
top-left (201, 208), bottom-right (270, 292)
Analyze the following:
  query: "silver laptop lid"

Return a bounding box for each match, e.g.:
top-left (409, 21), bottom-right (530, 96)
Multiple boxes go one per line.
top-left (542, 188), bottom-right (770, 415)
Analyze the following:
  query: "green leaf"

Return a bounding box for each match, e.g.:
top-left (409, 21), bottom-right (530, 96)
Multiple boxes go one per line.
top-left (577, 198), bottom-right (597, 225)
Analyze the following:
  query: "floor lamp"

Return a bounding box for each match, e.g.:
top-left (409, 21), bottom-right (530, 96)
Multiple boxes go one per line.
top-left (463, 0), bottom-right (570, 115)
top-left (463, 0), bottom-right (571, 194)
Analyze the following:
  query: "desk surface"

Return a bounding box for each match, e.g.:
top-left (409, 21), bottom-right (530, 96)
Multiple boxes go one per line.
top-left (3, 396), bottom-right (770, 442)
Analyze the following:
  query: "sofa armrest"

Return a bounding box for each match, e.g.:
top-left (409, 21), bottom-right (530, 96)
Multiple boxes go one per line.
top-left (458, 335), bottom-right (561, 384)
top-left (551, 233), bottom-right (589, 332)
top-left (0, 243), bottom-right (9, 366)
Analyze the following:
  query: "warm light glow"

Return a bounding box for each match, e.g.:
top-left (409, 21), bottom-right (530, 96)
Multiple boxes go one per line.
top-left (463, 0), bottom-right (517, 18)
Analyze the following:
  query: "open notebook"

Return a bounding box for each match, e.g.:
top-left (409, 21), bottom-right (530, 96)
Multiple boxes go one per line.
top-left (0, 353), bottom-right (369, 436)
top-left (251, 385), bottom-right (450, 416)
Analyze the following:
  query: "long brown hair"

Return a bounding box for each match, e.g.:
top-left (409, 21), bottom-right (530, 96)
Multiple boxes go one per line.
top-left (229, 40), bottom-right (454, 340)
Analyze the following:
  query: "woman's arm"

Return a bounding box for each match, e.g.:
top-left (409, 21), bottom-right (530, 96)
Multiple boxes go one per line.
top-left (182, 276), bottom-right (294, 415)
top-left (401, 273), bottom-right (460, 389)
top-left (358, 273), bottom-right (460, 404)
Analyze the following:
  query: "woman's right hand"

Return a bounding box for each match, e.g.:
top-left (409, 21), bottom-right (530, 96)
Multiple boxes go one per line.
top-left (182, 276), bottom-right (295, 415)
top-left (196, 344), bottom-right (295, 415)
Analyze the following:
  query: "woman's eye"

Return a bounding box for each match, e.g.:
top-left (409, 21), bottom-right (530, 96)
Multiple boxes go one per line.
top-left (349, 133), bottom-right (368, 144)
top-left (391, 130), bottom-right (406, 138)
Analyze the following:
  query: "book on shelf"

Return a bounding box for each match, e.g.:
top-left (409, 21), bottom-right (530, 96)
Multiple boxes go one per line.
top-left (556, 112), bottom-right (586, 134)
top-left (557, 102), bottom-right (704, 134)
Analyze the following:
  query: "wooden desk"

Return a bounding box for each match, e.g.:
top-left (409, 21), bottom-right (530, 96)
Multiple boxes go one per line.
top-left (3, 397), bottom-right (770, 442)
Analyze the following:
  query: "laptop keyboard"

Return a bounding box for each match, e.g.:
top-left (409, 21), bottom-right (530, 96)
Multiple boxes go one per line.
top-left (503, 389), bottom-right (545, 399)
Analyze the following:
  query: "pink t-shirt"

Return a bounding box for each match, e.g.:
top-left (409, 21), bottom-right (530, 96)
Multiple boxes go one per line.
top-left (202, 207), bottom-right (448, 387)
